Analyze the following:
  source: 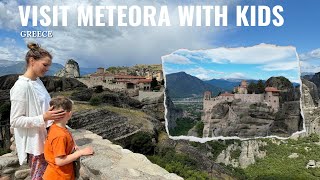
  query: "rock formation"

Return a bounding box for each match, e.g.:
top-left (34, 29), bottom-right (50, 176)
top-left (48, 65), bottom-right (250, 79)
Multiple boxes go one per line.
top-left (164, 94), bottom-right (183, 130)
top-left (302, 78), bottom-right (320, 106)
top-left (0, 74), bottom-right (87, 92)
top-left (141, 93), bottom-right (165, 123)
top-left (0, 129), bottom-right (182, 180)
top-left (68, 107), bottom-right (162, 143)
top-left (301, 79), bottom-right (320, 135)
top-left (216, 140), bottom-right (267, 168)
top-left (55, 59), bottom-right (80, 78)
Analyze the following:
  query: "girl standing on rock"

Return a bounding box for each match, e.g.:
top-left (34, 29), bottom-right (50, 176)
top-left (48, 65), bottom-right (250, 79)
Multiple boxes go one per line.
top-left (10, 43), bottom-right (66, 179)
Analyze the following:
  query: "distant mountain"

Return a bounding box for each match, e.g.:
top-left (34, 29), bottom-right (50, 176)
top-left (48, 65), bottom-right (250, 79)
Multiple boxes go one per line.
top-left (206, 78), bottom-right (300, 91)
top-left (205, 79), bottom-right (239, 92)
top-left (165, 72), bottom-right (222, 98)
top-left (80, 67), bottom-right (97, 76)
top-left (0, 60), bottom-right (63, 76)
top-left (301, 72), bottom-right (314, 76)
top-left (205, 79), bottom-right (263, 92)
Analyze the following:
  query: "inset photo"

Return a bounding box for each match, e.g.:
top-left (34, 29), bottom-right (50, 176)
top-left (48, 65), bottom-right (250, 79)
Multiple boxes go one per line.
top-left (162, 44), bottom-right (303, 139)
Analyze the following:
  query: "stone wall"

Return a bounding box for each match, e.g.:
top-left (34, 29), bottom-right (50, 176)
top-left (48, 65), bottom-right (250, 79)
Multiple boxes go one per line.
top-left (234, 94), bottom-right (264, 103)
top-left (0, 129), bottom-right (182, 180)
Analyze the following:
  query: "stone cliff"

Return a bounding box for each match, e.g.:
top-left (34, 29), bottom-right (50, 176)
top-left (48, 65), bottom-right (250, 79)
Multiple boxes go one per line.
top-left (215, 79), bottom-right (316, 169)
top-left (302, 79), bottom-right (320, 135)
top-left (55, 59), bottom-right (80, 78)
top-left (164, 94), bottom-right (183, 130)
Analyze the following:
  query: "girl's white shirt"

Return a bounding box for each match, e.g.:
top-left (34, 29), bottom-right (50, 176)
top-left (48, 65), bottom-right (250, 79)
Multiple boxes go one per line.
top-left (10, 76), bottom-right (52, 165)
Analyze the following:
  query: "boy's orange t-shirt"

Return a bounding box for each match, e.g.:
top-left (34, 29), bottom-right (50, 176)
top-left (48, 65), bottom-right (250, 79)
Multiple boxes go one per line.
top-left (43, 124), bottom-right (75, 180)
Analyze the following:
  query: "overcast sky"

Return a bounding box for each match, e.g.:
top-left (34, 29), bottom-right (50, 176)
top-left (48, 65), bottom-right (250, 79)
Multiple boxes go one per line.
top-left (0, 0), bottom-right (319, 73)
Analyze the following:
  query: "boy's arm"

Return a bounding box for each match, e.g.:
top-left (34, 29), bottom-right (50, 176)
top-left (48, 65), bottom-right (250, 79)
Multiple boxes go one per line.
top-left (55, 151), bottom-right (82, 166)
top-left (55, 147), bottom-right (94, 166)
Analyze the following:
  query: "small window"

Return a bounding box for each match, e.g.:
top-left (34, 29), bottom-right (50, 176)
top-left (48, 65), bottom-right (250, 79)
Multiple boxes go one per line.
top-left (274, 100), bottom-right (276, 103)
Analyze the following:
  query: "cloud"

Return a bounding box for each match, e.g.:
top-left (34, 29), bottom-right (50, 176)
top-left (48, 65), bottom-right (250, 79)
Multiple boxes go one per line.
top-left (299, 48), bottom-right (320, 73)
top-left (222, 72), bottom-right (247, 79)
top-left (259, 61), bottom-right (299, 71)
top-left (162, 54), bottom-right (193, 64)
top-left (0, 38), bottom-right (25, 61)
top-left (299, 48), bottom-right (320, 61)
top-left (173, 44), bottom-right (297, 65)
top-left (184, 67), bottom-right (224, 80)
top-left (0, 1), bottom-right (21, 30)
top-left (0, 0), bottom-right (234, 67)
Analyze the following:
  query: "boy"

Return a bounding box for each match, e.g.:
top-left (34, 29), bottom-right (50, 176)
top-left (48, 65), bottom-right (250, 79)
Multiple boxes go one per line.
top-left (43, 96), bottom-right (94, 180)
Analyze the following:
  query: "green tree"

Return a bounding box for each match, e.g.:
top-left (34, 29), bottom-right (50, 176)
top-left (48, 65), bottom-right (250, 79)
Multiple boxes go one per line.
top-left (256, 80), bottom-right (265, 94)
top-left (129, 132), bottom-right (155, 155)
top-left (150, 77), bottom-right (158, 90)
top-left (247, 81), bottom-right (257, 94)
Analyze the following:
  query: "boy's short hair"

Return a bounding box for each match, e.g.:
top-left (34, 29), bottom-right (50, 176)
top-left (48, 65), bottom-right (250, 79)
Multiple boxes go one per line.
top-left (50, 96), bottom-right (73, 112)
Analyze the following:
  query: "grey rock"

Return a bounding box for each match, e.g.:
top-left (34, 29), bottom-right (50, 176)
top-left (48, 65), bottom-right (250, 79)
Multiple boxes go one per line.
top-left (288, 153), bottom-right (299, 158)
top-left (14, 169), bottom-right (30, 179)
top-left (55, 59), bottom-right (80, 78)
top-left (2, 167), bottom-right (15, 174)
top-left (0, 156), bottom-right (19, 167)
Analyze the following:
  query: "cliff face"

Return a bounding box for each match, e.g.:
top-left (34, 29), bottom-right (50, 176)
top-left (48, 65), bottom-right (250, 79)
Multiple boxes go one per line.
top-left (55, 59), bottom-right (80, 78)
top-left (165, 95), bottom-right (183, 130)
top-left (302, 79), bottom-right (320, 135)
top-left (203, 99), bottom-right (302, 138)
top-left (302, 78), bottom-right (319, 106)
top-left (270, 101), bottom-right (302, 136)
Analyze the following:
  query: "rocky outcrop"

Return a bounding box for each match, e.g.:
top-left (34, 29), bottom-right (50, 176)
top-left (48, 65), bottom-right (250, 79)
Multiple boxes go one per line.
top-left (265, 76), bottom-right (298, 102)
top-left (216, 140), bottom-right (267, 168)
top-left (310, 72), bottom-right (320, 97)
top-left (270, 101), bottom-right (303, 136)
top-left (164, 94), bottom-right (183, 130)
top-left (55, 59), bottom-right (80, 78)
top-left (0, 74), bottom-right (87, 92)
top-left (141, 93), bottom-right (165, 122)
top-left (68, 108), bottom-right (162, 142)
top-left (97, 92), bottom-right (143, 109)
top-left (301, 79), bottom-right (320, 135)
top-left (0, 129), bottom-right (182, 180)
top-left (204, 101), bottom-right (276, 138)
top-left (302, 78), bottom-right (319, 106)
top-left (157, 134), bottom-right (236, 179)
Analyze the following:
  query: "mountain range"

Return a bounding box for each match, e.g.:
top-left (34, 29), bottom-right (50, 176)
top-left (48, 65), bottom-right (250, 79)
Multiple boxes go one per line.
top-left (0, 60), bottom-right (64, 76)
top-left (0, 60), bottom-right (96, 76)
top-left (166, 71), bottom-right (301, 99)
top-left (165, 72), bottom-right (223, 98)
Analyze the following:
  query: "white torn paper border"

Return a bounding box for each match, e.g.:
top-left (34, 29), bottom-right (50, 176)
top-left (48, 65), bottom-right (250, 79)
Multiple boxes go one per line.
top-left (162, 43), bottom-right (305, 142)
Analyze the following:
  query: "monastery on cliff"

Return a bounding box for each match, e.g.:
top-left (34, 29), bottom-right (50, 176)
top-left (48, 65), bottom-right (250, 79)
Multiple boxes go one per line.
top-left (203, 80), bottom-right (280, 114)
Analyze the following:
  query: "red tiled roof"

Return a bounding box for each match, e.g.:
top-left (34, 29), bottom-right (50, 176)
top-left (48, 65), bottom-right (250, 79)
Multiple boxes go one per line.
top-left (220, 92), bottom-right (234, 96)
top-left (90, 73), bottom-right (105, 77)
top-left (116, 80), bottom-right (131, 83)
top-left (114, 75), bottom-right (145, 79)
top-left (265, 87), bottom-right (280, 92)
top-left (138, 79), bottom-right (152, 83)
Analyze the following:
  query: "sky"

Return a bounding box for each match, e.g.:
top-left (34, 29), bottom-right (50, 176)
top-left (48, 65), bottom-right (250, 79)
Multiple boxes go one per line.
top-left (162, 44), bottom-right (300, 82)
top-left (0, 0), bottom-right (319, 74)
